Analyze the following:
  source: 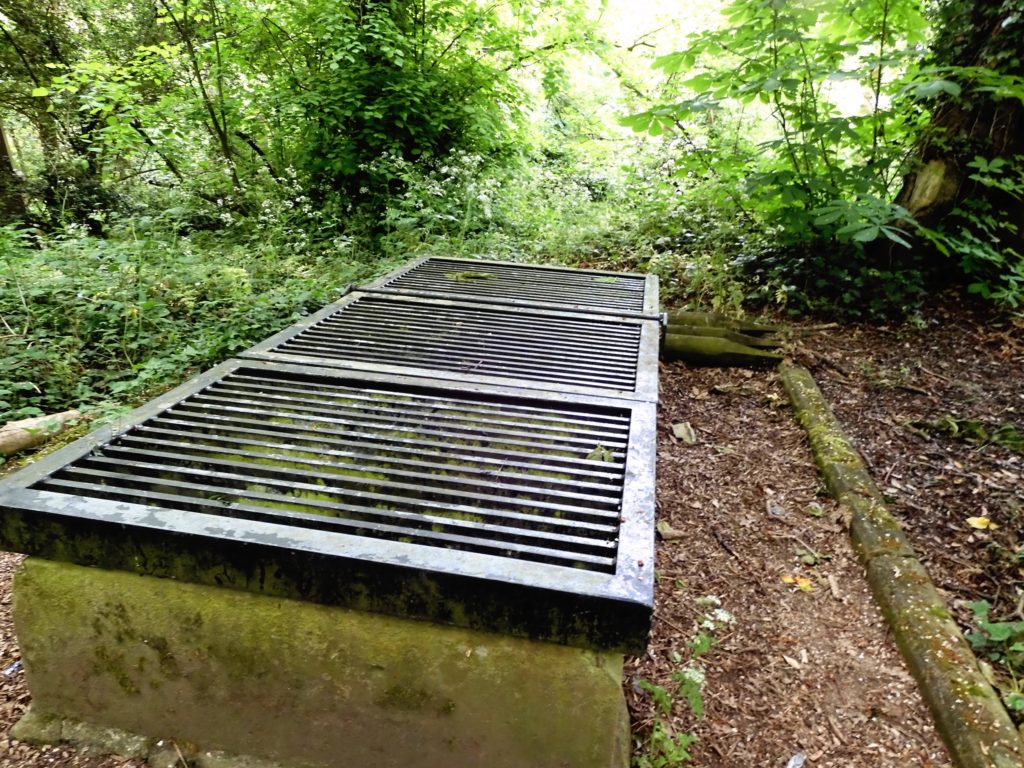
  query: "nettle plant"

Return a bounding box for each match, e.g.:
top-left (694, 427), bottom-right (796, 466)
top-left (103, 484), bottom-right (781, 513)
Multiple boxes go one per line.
top-left (967, 600), bottom-right (1024, 716)
top-left (634, 596), bottom-right (735, 768)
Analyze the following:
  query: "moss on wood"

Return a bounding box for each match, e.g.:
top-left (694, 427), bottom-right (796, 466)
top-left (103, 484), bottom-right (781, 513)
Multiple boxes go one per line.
top-left (779, 362), bottom-right (1024, 768)
top-left (661, 334), bottom-right (782, 368)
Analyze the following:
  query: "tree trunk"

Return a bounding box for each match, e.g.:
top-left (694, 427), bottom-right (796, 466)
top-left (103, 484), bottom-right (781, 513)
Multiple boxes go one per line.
top-left (895, 0), bottom-right (1024, 255)
top-left (0, 120), bottom-right (26, 223)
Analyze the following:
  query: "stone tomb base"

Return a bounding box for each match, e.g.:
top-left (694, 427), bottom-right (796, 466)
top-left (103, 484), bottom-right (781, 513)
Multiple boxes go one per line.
top-left (11, 559), bottom-right (629, 768)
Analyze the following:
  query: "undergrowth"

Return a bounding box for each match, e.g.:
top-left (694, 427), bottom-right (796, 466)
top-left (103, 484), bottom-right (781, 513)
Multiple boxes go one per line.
top-left (0, 219), bottom-right (382, 423)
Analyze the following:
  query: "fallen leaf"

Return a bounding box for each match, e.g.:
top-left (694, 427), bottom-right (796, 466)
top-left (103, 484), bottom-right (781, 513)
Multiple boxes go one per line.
top-left (782, 574), bottom-right (814, 592)
top-left (672, 422), bottom-right (697, 444)
top-left (782, 654), bottom-right (802, 671)
top-left (966, 516), bottom-right (1000, 530)
top-left (587, 444), bottom-right (615, 462)
top-left (593, 276), bottom-right (619, 284)
top-left (803, 502), bottom-right (825, 518)
top-left (656, 520), bottom-right (686, 541)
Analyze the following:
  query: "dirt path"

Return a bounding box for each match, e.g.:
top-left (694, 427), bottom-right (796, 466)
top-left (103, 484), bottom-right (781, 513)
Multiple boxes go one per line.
top-left (626, 362), bottom-right (951, 767)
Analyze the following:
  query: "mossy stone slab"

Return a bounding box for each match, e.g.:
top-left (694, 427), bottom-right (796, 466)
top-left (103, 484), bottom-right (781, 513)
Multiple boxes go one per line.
top-left (14, 558), bottom-right (628, 768)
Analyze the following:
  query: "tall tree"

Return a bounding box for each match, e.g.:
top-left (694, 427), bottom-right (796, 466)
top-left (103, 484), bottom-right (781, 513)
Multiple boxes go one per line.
top-left (896, 0), bottom-right (1024, 283)
top-left (0, 118), bottom-right (26, 222)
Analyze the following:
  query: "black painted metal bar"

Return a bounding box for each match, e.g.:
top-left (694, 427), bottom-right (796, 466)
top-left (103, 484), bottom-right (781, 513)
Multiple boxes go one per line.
top-left (363, 256), bottom-right (661, 318)
top-left (240, 291), bottom-right (659, 402)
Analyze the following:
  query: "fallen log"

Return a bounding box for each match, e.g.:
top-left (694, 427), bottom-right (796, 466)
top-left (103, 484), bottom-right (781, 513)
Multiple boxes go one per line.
top-left (780, 363), bottom-right (1024, 768)
top-left (666, 324), bottom-right (781, 349)
top-left (0, 410), bottom-right (82, 457)
top-left (662, 334), bottom-right (782, 368)
top-left (665, 310), bottom-right (779, 335)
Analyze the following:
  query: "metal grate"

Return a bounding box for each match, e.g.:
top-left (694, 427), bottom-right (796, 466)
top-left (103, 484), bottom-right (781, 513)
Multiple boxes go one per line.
top-left (365, 256), bottom-right (659, 318)
top-left (241, 292), bottom-right (659, 402)
top-left (0, 361), bottom-right (655, 650)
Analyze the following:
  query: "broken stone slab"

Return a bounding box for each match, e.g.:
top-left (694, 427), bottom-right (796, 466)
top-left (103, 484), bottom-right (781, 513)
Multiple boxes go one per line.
top-left (12, 558), bottom-right (629, 768)
top-left (664, 310), bottom-right (779, 335)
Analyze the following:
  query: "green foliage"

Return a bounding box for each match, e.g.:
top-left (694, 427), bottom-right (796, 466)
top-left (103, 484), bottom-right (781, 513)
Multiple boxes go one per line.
top-left (916, 151), bottom-right (1024, 307)
top-left (912, 415), bottom-right (1024, 454)
top-left (293, 0), bottom-right (525, 200)
top-left (616, 0), bottom-right (1023, 314)
top-left (967, 600), bottom-right (1024, 715)
top-left (0, 220), bottom-right (374, 422)
top-left (633, 596), bottom-right (734, 768)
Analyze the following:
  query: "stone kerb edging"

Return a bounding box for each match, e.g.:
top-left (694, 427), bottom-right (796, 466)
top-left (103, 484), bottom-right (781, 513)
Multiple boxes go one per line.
top-left (779, 363), bottom-right (1024, 768)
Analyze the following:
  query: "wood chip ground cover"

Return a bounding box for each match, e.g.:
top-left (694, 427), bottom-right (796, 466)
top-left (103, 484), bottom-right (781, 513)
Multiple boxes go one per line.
top-left (627, 361), bottom-right (950, 767)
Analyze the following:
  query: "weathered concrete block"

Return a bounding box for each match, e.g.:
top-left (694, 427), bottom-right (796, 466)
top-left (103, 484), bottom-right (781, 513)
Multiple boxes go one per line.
top-left (13, 558), bottom-right (629, 768)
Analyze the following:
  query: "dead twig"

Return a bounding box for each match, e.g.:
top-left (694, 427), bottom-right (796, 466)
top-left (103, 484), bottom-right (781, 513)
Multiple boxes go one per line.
top-left (919, 365), bottom-right (952, 383)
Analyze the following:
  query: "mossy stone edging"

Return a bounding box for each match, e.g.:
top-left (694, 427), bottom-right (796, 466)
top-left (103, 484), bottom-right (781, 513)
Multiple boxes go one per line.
top-left (779, 363), bottom-right (1024, 768)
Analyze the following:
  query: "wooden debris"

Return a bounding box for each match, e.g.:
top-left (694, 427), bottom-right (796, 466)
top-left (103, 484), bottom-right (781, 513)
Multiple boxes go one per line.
top-left (0, 410), bottom-right (82, 457)
top-left (663, 334), bottom-right (783, 368)
top-left (666, 324), bottom-right (781, 349)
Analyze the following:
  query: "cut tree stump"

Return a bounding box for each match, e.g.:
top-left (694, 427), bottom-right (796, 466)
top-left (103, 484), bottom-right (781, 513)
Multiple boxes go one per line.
top-left (0, 410), bottom-right (82, 457)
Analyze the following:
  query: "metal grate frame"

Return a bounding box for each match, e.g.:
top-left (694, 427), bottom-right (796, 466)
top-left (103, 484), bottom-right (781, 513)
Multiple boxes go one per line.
top-left (364, 256), bottom-right (661, 319)
top-left (0, 359), bottom-right (655, 651)
top-left (240, 291), bottom-right (659, 403)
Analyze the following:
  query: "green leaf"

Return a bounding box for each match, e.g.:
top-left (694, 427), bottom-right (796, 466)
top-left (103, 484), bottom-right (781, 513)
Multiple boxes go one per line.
top-left (852, 226), bottom-right (880, 242)
top-left (654, 50), bottom-right (693, 74)
top-left (813, 210), bottom-right (844, 226)
top-left (31, 87), bottom-right (50, 98)
top-left (908, 79), bottom-right (961, 99)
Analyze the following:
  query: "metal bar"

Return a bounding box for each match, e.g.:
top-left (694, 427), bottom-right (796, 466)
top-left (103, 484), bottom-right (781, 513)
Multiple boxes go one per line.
top-left (109, 437), bottom-right (624, 506)
top-left (284, 327), bottom-right (640, 375)
top-left (39, 476), bottom-right (616, 569)
top-left (76, 455), bottom-right (622, 520)
top-left (240, 351), bottom-right (649, 401)
top-left (360, 290), bottom-right (663, 323)
top-left (128, 428), bottom-right (623, 494)
top-left (364, 255), bottom-right (648, 286)
top-left (344, 297), bottom-right (647, 336)
top-left (228, 370), bottom-right (633, 427)
top-left (273, 340), bottom-right (637, 388)
top-left (179, 396), bottom-right (630, 452)
top-left (312, 315), bottom-right (642, 358)
top-left (219, 376), bottom-right (632, 431)
top-left (52, 461), bottom-right (620, 542)
top-left (203, 382), bottom-right (631, 443)
top-left (148, 415), bottom-right (626, 479)
top-left (310, 317), bottom-right (642, 361)
top-left (387, 275), bottom-right (645, 302)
